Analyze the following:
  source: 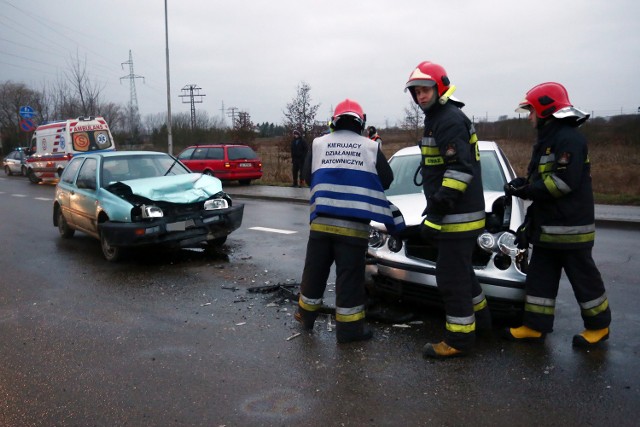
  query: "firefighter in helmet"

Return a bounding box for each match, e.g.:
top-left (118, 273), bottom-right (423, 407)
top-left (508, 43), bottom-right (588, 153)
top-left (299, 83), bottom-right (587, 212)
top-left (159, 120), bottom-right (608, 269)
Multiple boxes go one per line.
top-left (503, 82), bottom-right (611, 346)
top-left (405, 61), bottom-right (489, 359)
top-left (295, 99), bottom-right (405, 343)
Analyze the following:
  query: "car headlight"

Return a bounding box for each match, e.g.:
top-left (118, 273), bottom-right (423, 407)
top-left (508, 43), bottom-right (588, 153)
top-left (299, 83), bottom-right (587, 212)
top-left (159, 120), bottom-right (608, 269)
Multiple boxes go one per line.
top-left (497, 231), bottom-right (519, 257)
top-left (369, 228), bottom-right (387, 248)
top-left (477, 232), bottom-right (497, 253)
top-left (141, 205), bottom-right (163, 218)
top-left (204, 198), bottom-right (228, 210)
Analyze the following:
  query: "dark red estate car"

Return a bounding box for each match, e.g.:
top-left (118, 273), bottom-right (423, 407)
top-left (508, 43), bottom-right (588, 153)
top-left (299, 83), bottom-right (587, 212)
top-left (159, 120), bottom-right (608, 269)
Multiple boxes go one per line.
top-left (177, 144), bottom-right (263, 185)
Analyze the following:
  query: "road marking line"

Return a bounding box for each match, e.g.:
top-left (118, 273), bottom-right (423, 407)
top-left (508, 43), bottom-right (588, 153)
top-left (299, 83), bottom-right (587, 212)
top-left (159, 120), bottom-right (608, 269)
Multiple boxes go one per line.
top-left (249, 226), bottom-right (297, 235)
top-left (34, 197), bottom-right (52, 201)
top-left (11, 194), bottom-right (27, 197)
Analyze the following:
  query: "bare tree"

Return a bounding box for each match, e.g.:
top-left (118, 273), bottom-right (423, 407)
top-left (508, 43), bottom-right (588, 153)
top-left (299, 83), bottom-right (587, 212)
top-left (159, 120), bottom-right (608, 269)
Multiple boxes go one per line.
top-left (0, 81), bottom-right (42, 151)
top-left (282, 81), bottom-right (320, 138)
top-left (65, 52), bottom-right (104, 116)
top-left (401, 101), bottom-right (423, 142)
top-left (230, 111), bottom-right (255, 144)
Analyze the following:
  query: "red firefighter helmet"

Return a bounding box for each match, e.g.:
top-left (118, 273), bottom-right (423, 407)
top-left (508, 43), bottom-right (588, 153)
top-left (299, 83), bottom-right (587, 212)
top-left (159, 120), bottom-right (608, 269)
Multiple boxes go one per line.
top-left (332, 99), bottom-right (366, 127)
top-left (405, 61), bottom-right (451, 98)
top-left (516, 82), bottom-right (589, 124)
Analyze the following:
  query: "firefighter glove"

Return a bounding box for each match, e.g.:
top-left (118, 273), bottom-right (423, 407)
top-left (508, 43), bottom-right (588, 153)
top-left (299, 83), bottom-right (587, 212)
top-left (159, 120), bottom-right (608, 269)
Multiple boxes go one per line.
top-left (420, 215), bottom-right (442, 244)
top-left (514, 221), bottom-right (530, 250)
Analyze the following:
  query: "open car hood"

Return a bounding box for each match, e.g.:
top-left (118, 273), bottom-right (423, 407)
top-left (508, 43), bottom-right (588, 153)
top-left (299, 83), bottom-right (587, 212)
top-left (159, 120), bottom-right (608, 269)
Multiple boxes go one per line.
top-left (108, 173), bottom-right (224, 204)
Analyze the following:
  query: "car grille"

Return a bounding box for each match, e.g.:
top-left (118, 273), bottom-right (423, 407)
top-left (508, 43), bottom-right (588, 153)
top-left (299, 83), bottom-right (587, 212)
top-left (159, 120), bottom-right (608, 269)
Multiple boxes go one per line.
top-left (403, 237), bottom-right (492, 268)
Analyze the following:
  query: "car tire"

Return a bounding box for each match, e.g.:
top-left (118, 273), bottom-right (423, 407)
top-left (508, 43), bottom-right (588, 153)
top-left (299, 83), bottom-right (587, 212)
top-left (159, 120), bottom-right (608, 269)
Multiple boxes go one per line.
top-left (203, 170), bottom-right (214, 176)
top-left (27, 169), bottom-right (41, 184)
top-left (100, 229), bottom-right (122, 262)
top-left (239, 179), bottom-right (251, 185)
top-left (57, 209), bottom-right (75, 238)
top-left (4, 165), bottom-right (12, 176)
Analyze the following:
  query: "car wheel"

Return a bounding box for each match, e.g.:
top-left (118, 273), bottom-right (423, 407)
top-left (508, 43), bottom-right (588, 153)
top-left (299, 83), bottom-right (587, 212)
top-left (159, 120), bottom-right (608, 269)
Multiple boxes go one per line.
top-left (204, 170), bottom-right (214, 176)
top-left (57, 209), bottom-right (75, 238)
top-left (27, 169), bottom-right (41, 184)
top-left (4, 165), bottom-right (12, 176)
top-left (239, 179), bottom-right (251, 185)
top-left (100, 230), bottom-right (122, 262)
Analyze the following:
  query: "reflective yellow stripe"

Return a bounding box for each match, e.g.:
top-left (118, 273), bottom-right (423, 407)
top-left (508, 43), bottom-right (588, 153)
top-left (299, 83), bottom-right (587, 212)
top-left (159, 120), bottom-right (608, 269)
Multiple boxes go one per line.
top-left (582, 299), bottom-right (609, 317)
top-left (525, 303), bottom-right (555, 315)
top-left (423, 219), bottom-right (442, 230)
top-left (335, 311), bottom-right (366, 322)
top-left (441, 218), bottom-right (485, 233)
top-left (474, 298), bottom-right (488, 312)
top-left (446, 321), bottom-right (476, 334)
top-left (299, 298), bottom-right (321, 312)
top-left (421, 146), bottom-right (440, 156)
top-left (540, 232), bottom-right (595, 244)
top-left (442, 177), bottom-right (468, 192)
top-left (543, 175), bottom-right (563, 198)
top-left (310, 223), bottom-right (369, 239)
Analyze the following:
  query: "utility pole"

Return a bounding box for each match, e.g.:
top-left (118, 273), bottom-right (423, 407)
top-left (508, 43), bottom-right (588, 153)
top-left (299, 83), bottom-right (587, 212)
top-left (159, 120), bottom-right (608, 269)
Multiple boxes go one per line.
top-left (164, 0), bottom-right (173, 155)
top-left (226, 106), bottom-right (238, 128)
top-left (220, 101), bottom-right (226, 127)
top-left (120, 50), bottom-right (144, 137)
top-left (179, 84), bottom-right (206, 130)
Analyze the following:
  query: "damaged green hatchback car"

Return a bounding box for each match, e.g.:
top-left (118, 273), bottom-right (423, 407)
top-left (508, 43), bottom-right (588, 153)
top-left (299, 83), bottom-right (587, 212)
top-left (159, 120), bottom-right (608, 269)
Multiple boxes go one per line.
top-left (53, 151), bottom-right (244, 261)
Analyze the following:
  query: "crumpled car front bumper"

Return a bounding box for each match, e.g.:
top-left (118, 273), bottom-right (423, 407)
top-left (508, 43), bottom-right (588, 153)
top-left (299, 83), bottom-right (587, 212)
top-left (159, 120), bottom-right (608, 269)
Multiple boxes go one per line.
top-left (100, 204), bottom-right (244, 248)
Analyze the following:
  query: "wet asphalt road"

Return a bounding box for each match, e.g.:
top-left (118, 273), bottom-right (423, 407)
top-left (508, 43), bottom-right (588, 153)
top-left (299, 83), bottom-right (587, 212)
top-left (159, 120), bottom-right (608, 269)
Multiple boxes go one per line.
top-left (0, 176), bottom-right (639, 426)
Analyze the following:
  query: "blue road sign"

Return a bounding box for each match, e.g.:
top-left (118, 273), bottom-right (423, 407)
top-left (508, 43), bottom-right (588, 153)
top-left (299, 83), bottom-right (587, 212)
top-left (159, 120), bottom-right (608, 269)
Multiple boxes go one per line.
top-left (19, 106), bottom-right (35, 119)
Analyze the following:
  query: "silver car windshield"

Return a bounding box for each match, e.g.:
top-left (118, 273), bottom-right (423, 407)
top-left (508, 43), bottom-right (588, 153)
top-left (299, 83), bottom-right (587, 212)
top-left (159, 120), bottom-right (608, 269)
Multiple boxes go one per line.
top-left (385, 150), bottom-right (507, 197)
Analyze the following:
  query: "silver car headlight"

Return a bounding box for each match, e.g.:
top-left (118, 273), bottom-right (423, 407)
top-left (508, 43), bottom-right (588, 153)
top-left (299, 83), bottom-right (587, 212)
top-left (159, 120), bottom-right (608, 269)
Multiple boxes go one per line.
top-left (204, 198), bottom-right (229, 210)
top-left (497, 231), bottom-right (519, 257)
top-left (477, 232), bottom-right (497, 253)
top-left (369, 228), bottom-right (387, 248)
top-left (141, 205), bottom-right (164, 218)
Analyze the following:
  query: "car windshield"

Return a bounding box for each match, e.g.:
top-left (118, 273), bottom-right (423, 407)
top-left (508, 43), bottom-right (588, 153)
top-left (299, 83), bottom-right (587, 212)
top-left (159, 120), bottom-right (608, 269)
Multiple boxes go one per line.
top-left (385, 150), bottom-right (507, 197)
top-left (228, 146), bottom-right (258, 160)
top-left (102, 154), bottom-right (190, 186)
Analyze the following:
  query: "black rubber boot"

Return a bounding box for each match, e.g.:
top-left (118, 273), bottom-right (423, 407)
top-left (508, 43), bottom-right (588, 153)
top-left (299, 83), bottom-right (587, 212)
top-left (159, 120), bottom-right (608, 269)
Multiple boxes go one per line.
top-left (336, 319), bottom-right (373, 344)
top-left (294, 307), bottom-right (318, 330)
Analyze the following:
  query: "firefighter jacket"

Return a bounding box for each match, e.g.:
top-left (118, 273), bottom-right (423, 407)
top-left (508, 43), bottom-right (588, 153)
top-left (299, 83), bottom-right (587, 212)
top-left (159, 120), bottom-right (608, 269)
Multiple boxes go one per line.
top-left (420, 102), bottom-right (485, 239)
top-left (306, 130), bottom-right (404, 238)
top-left (524, 119), bottom-right (596, 249)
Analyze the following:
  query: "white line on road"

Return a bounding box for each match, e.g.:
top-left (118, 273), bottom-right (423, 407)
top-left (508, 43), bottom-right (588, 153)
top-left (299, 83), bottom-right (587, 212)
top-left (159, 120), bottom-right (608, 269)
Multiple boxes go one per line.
top-left (34, 197), bottom-right (52, 201)
top-left (249, 226), bottom-right (297, 235)
top-left (11, 194), bottom-right (27, 197)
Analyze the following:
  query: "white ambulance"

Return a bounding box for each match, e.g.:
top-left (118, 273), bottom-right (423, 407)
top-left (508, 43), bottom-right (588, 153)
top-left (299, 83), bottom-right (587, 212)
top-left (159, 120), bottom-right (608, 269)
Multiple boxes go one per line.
top-left (26, 116), bottom-right (116, 183)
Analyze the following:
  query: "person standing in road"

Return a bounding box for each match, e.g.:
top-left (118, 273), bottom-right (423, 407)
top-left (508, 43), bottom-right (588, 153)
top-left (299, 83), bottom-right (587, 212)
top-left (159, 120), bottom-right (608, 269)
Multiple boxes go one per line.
top-left (503, 82), bottom-right (611, 347)
top-left (405, 61), bottom-right (490, 359)
top-left (290, 130), bottom-right (307, 187)
top-left (368, 126), bottom-right (382, 144)
top-left (295, 99), bottom-right (404, 344)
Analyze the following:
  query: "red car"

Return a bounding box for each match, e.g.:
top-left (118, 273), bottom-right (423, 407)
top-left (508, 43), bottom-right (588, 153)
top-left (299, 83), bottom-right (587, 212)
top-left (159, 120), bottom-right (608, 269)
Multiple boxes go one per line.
top-left (177, 144), bottom-right (263, 185)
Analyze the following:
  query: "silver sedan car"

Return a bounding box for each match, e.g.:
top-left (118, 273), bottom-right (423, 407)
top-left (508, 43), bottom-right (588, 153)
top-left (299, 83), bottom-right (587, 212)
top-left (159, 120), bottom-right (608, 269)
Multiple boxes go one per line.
top-left (366, 141), bottom-right (528, 315)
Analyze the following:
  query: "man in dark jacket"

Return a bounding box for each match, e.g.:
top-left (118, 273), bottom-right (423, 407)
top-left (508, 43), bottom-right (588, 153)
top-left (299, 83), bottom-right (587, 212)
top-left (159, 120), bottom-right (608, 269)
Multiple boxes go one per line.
top-left (290, 130), bottom-right (307, 187)
top-left (405, 61), bottom-right (489, 359)
top-left (503, 82), bottom-right (611, 347)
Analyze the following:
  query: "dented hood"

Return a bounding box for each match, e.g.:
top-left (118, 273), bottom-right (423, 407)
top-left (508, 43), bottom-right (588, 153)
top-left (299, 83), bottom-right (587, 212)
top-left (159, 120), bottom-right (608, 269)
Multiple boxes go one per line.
top-left (110, 173), bottom-right (224, 204)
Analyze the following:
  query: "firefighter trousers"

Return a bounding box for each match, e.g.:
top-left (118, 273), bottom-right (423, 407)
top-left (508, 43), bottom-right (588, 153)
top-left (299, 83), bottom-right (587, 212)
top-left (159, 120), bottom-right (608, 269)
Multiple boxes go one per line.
top-left (299, 231), bottom-right (369, 322)
top-left (523, 246), bottom-right (611, 333)
top-left (435, 237), bottom-right (490, 352)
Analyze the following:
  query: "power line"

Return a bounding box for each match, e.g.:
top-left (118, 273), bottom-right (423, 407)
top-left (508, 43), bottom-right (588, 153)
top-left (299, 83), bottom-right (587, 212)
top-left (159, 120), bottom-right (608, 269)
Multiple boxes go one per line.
top-left (120, 50), bottom-right (145, 134)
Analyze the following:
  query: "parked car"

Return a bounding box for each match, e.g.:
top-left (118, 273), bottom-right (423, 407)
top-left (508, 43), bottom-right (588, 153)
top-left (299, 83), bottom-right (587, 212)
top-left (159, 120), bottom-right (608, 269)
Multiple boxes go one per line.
top-left (3, 148), bottom-right (28, 176)
top-left (177, 144), bottom-right (263, 185)
top-left (366, 141), bottom-right (528, 315)
top-left (53, 151), bottom-right (244, 261)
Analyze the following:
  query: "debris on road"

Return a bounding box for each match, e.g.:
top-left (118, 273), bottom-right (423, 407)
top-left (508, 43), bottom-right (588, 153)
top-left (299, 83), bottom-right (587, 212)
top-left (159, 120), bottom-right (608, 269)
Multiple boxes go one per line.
top-left (286, 332), bottom-right (301, 341)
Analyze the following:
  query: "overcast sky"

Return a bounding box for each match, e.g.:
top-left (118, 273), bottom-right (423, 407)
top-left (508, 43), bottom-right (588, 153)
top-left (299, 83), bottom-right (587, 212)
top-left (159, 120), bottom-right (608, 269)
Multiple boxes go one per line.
top-left (2, 0), bottom-right (639, 129)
